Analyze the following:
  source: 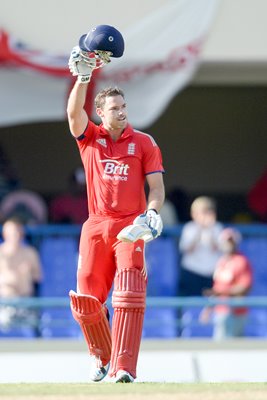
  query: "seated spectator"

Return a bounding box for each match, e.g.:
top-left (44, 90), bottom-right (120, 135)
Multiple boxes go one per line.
top-left (0, 218), bottom-right (43, 332)
top-left (178, 196), bottom-right (223, 296)
top-left (49, 167), bottom-right (88, 224)
top-left (0, 189), bottom-right (48, 225)
top-left (200, 228), bottom-right (253, 340)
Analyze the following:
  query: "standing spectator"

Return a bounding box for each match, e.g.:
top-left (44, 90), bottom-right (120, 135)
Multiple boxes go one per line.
top-left (200, 228), bottom-right (253, 340)
top-left (0, 218), bottom-right (43, 332)
top-left (49, 167), bottom-right (88, 224)
top-left (179, 196), bottom-right (223, 296)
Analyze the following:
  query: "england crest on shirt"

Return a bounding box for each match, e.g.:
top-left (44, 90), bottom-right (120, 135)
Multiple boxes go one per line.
top-left (128, 143), bottom-right (135, 155)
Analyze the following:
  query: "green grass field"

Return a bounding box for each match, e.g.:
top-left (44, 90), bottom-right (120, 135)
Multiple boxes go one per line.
top-left (0, 383), bottom-right (267, 400)
top-left (1, 340), bottom-right (267, 399)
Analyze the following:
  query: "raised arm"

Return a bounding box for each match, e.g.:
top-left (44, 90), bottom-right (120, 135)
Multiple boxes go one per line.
top-left (67, 26), bottom-right (122, 137)
top-left (67, 81), bottom-right (89, 138)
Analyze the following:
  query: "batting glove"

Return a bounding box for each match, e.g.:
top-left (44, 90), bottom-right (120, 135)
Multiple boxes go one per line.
top-left (68, 46), bottom-right (96, 83)
top-left (133, 209), bottom-right (163, 240)
top-left (117, 223), bottom-right (153, 243)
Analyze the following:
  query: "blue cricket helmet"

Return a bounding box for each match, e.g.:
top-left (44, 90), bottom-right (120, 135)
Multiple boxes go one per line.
top-left (79, 25), bottom-right (124, 58)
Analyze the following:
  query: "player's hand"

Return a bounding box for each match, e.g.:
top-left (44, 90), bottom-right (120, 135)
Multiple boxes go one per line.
top-left (134, 209), bottom-right (163, 240)
top-left (68, 46), bottom-right (96, 83)
top-left (117, 210), bottom-right (163, 243)
top-left (117, 223), bottom-right (153, 243)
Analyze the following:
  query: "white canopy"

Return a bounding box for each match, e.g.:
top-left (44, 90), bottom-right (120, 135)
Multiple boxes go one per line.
top-left (1, 0), bottom-right (267, 128)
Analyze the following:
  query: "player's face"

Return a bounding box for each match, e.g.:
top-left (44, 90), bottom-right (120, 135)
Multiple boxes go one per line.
top-left (100, 95), bottom-right (128, 131)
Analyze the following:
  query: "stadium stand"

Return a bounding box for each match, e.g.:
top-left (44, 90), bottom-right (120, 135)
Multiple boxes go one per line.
top-left (240, 237), bottom-right (267, 337)
top-left (1, 224), bottom-right (267, 339)
top-left (142, 237), bottom-right (179, 338)
top-left (38, 236), bottom-right (81, 338)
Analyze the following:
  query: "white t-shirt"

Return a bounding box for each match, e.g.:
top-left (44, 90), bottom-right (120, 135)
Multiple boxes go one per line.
top-left (179, 221), bottom-right (224, 277)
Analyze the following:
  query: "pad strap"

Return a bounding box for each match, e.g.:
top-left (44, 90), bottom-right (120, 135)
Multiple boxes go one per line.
top-left (109, 268), bottom-right (146, 378)
top-left (69, 290), bottom-right (111, 365)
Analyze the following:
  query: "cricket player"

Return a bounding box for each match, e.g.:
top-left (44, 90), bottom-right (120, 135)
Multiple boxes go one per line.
top-left (67, 25), bottom-right (165, 383)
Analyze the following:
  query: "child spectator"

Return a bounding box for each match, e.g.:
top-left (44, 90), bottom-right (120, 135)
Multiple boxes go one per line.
top-left (200, 227), bottom-right (253, 340)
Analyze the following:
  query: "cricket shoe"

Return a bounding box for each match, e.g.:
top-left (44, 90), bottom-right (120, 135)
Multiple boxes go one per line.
top-left (115, 370), bottom-right (134, 383)
top-left (89, 356), bottom-right (110, 382)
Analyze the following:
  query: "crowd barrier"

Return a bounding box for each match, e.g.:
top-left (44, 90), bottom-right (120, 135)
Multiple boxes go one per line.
top-left (0, 223), bottom-right (266, 339)
top-left (1, 295), bottom-right (267, 339)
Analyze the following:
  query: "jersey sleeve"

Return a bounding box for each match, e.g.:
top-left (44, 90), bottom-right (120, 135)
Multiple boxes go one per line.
top-left (74, 120), bottom-right (97, 153)
top-left (141, 134), bottom-right (164, 175)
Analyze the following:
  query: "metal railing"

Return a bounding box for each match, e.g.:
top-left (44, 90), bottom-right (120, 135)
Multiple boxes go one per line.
top-left (23, 222), bottom-right (267, 240)
top-left (1, 295), bottom-right (267, 308)
top-left (0, 295), bottom-right (267, 338)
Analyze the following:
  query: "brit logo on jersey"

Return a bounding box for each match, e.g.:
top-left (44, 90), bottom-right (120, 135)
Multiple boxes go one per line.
top-left (96, 138), bottom-right (107, 148)
top-left (100, 159), bottom-right (129, 181)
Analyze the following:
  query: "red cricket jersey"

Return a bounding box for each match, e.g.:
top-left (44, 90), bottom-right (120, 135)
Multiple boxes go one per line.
top-left (75, 121), bottom-right (164, 218)
top-left (213, 253), bottom-right (253, 315)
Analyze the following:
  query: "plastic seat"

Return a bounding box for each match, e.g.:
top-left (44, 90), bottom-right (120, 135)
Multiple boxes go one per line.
top-left (40, 308), bottom-right (81, 338)
top-left (244, 308), bottom-right (267, 337)
top-left (39, 237), bottom-right (79, 337)
top-left (0, 326), bottom-right (37, 338)
top-left (39, 237), bottom-right (78, 297)
top-left (143, 307), bottom-right (178, 338)
top-left (240, 238), bottom-right (267, 288)
top-left (142, 238), bottom-right (179, 338)
top-left (145, 237), bottom-right (179, 296)
top-left (180, 307), bottom-right (213, 338)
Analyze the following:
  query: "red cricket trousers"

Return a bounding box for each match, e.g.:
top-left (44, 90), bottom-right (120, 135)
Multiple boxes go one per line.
top-left (77, 215), bottom-right (146, 304)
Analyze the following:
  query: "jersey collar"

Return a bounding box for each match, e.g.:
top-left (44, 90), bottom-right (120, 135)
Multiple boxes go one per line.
top-left (99, 123), bottom-right (133, 140)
